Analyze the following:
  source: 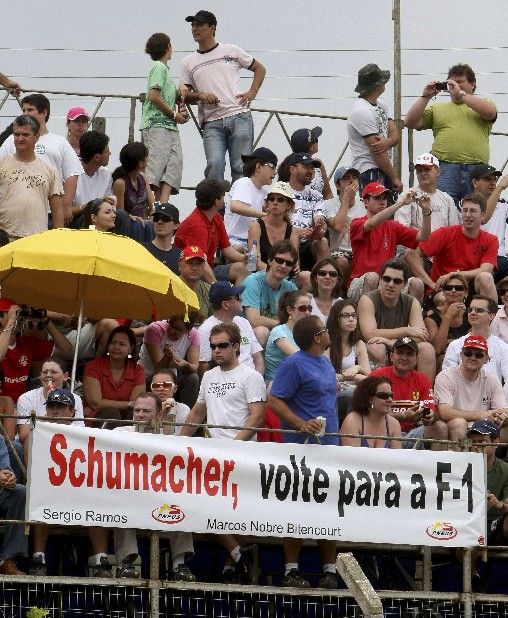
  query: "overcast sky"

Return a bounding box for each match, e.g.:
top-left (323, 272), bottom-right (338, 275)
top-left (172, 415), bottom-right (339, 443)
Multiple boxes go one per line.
top-left (2, 0), bottom-right (507, 214)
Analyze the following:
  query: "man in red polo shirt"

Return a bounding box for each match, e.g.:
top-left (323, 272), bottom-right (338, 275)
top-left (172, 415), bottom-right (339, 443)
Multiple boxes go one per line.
top-left (174, 178), bottom-right (247, 285)
top-left (405, 191), bottom-right (498, 301)
top-left (370, 336), bottom-right (447, 450)
top-left (348, 181), bottom-right (431, 302)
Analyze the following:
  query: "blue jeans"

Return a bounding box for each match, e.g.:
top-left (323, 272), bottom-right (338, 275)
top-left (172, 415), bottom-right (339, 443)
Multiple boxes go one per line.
top-left (0, 484), bottom-right (27, 562)
top-left (437, 161), bottom-right (478, 208)
top-left (202, 112), bottom-right (254, 183)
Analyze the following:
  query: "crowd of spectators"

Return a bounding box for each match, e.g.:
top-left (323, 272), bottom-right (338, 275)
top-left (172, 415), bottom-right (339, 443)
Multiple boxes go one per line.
top-left (0, 10), bottom-right (508, 591)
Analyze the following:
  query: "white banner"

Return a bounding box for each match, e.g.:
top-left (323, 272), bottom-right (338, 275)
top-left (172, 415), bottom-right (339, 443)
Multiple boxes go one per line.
top-left (27, 423), bottom-right (487, 548)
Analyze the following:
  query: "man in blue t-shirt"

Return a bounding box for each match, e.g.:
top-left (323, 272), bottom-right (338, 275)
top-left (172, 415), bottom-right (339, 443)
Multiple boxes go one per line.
top-left (241, 240), bottom-right (297, 346)
top-left (268, 315), bottom-right (340, 590)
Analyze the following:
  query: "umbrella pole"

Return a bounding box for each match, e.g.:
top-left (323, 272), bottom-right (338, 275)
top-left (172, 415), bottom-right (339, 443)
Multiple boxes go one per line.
top-left (71, 297), bottom-right (84, 392)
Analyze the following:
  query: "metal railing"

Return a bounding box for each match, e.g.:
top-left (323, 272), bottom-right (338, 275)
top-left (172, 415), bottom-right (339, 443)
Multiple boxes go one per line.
top-left (2, 86), bottom-right (507, 192)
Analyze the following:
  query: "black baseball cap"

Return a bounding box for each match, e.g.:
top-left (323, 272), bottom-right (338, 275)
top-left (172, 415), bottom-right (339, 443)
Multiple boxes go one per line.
top-left (185, 10), bottom-right (217, 26)
top-left (392, 337), bottom-right (418, 354)
top-left (470, 164), bottom-right (501, 180)
top-left (286, 152), bottom-right (320, 168)
top-left (290, 127), bottom-right (323, 153)
top-left (241, 147), bottom-right (278, 168)
top-left (154, 202), bottom-right (179, 222)
top-left (46, 389), bottom-right (75, 407)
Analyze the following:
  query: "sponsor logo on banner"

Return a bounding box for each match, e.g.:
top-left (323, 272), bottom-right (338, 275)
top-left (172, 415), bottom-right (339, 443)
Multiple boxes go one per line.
top-left (426, 521), bottom-right (457, 540)
top-left (151, 504), bottom-right (185, 524)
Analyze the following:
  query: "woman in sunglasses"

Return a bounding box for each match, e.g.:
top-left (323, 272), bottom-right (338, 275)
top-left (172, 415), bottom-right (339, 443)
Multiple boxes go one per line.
top-left (264, 291), bottom-right (311, 383)
top-left (424, 272), bottom-right (469, 364)
top-left (326, 299), bottom-right (369, 422)
top-left (247, 181), bottom-right (301, 270)
top-left (341, 376), bottom-right (401, 448)
top-left (309, 258), bottom-right (343, 323)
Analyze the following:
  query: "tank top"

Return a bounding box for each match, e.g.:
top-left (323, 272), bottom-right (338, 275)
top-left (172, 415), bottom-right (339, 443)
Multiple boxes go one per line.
top-left (368, 289), bottom-right (413, 330)
top-left (124, 173), bottom-right (148, 217)
top-left (341, 344), bottom-right (357, 372)
top-left (360, 415), bottom-right (391, 448)
top-left (426, 308), bottom-right (469, 342)
top-left (257, 218), bottom-right (292, 263)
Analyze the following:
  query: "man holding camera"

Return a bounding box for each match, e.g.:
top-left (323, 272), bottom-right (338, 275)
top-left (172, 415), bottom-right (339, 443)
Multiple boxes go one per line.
top-left (370, 336), bottom-right (447, 450)
top-left (0, 299), bottom-right (72, 403)
top-left (404, 63), bottom-right (497, 206)
top-left (395, 153), bottom-right (459, 232)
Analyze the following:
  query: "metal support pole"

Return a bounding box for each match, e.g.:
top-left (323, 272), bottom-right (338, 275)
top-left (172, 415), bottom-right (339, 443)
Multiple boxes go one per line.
top-left (392, 0), bottom-right (402, 178)
top-left (128, 97), bottom-right (137, 143)
top-left (149, 531), bottom-right (160, 618)
top-left (408, 128), bottom-right (415, 187)
top-left (462, 548), bottom-right (473, 618)
top-left (422, 546), bottom-right (432, 591)
top-left (253, 111), bottom-right (275, 148)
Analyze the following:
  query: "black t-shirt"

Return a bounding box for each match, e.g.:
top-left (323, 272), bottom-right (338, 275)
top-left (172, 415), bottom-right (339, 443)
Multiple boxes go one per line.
top-left (142, 242), bottom-right (181, 274)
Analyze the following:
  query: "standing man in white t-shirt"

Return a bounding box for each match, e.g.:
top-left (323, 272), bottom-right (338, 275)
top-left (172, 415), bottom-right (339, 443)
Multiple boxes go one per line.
top-left (347, 63), bottom-right (402, 199)
top-left (473, 165), bottom-right (508, 283)
top-left (224, 146), bottom-right (276, 250)
top-left (0, 93), bottom-right (82, 225)
top-left (180, 322), bottom-right (266, 584)
top-left (180, 10), bottom-right (266, 183)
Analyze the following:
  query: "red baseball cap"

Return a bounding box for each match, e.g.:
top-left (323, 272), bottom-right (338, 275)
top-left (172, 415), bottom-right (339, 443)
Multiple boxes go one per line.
top-left (179, 246), bottom-right (206, 261)
top-left (463, 335), bottom-right (489, 354)
top-left (0, 298), bottom-right (17, 312)
top-left (362, 182), bottom-right (390, 199)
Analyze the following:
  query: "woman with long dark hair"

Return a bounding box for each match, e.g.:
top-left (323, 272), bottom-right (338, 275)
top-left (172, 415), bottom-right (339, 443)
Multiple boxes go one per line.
top-left (310, 258), bottom-right (342, 323)
top-left (341, 376), bottom-right (401, 448)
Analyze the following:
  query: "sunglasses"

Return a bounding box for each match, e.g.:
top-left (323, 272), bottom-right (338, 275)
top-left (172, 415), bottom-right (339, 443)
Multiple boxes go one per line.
top-left (462, 349), bottom-right (486, 359)
top-left (381, 275), bottom-right (404, 285)
top-left (317, 270), bottom-right (338, 278)
top-left (262, 162), bottom-right (276, 169)
top-left (467, 307), bottom-right (488, 314)
top-left (499, 289), bottom-right (508, 296)
top-left (210, 342), bottom-right (233, 350)
top-left (314, 328), bottom-right (328, 337)
top-left (227, 295), bottom-right (240, 302)
top-left (273, 256), bottom-right (294, 267)
top-left (375, 391), bottom-right (394, 400)
top-left (153, 214), bottom-right (175, 223)
top-left (151, 381), bottom-right (176, 389)
top-left (443, 284), bottom-right (466, 291)
top-left (294, 304), bottom-right (312, 313)
top-left (267, 196), bottom-right (287, 203)
top-left (340, 312), bottom-right (357, 319)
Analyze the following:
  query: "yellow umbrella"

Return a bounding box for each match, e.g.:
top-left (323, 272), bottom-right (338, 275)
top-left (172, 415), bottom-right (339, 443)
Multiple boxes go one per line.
top-left (0, 228), bottom-right (198, 318)
top-left (0, 229), bottom-right (199, 386)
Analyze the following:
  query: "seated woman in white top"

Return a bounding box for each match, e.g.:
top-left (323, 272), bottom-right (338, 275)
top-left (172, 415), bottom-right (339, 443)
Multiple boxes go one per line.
top-left (326, 299), bottom-right (370, 424)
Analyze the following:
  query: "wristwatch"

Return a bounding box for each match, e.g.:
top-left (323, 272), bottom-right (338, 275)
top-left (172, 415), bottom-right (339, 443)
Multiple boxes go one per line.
top-left (459, 90), bottom-right (467, 99)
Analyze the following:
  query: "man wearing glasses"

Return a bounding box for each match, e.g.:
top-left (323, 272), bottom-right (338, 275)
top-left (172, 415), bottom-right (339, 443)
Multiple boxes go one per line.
top-left (180, 322), bottom-right (265, 584)
top-left (142, 202), bottom-right (181, 273)
top-left (435, 335), bottom-right (508, 446)
top-left (358, 259), bottom-right (436, 380)
top-left (268, 315), bottom-right (339, 590)
top-left (443, 295), bottom-right (508, 401)
top-left (405, 192), bottom-right (498, 302)
top-left (241, 240), bottom-right (298, 346)
top-left (198, 281), bottom-right (264, 377)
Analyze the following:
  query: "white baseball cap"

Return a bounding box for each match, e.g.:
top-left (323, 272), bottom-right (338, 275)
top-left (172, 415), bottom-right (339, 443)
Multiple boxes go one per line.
top-left (415, 153), bottom-right (439, 168)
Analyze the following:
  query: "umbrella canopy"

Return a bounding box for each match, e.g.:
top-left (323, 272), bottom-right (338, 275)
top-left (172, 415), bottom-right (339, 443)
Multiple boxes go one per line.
top-left (0, 229), bottom-right (198, 320)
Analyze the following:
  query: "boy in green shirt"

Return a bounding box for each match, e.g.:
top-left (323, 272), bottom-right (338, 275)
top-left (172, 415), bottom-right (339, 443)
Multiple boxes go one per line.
top-left (140, 33), bottom-right (188, 202)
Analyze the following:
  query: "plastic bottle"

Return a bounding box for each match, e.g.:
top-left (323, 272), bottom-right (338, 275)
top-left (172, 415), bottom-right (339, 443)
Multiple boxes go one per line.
top-left (247, 241), bottom-right (258, 273)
